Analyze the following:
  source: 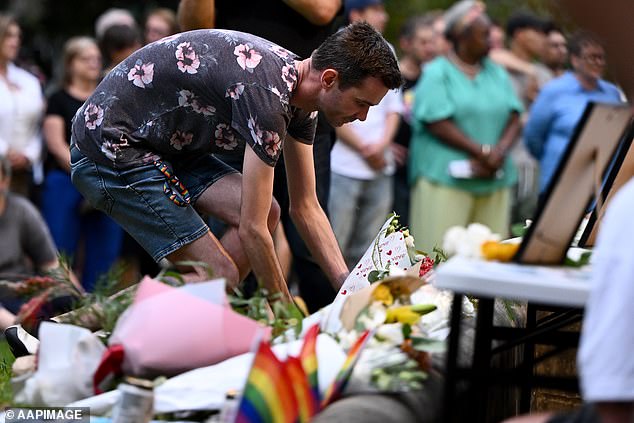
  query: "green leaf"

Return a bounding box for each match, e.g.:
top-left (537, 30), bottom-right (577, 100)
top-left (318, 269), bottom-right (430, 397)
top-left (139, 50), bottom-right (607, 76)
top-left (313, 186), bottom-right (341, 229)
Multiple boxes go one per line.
top-left (564, 251), bottom-right (592, 268)
top-left (402, 323), bottom-right (412, 340)
top-left (410, 337), bottom-right (447, 353)
top-left (368, 270), bottom-right (381, 283)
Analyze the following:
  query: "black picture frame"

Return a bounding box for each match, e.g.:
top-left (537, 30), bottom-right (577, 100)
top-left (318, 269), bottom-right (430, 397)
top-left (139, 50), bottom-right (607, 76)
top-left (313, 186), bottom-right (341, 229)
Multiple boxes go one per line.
top-left (578, 121), bottom-right (634, 247)
top-left (514, 102), bottom-right (633, 265)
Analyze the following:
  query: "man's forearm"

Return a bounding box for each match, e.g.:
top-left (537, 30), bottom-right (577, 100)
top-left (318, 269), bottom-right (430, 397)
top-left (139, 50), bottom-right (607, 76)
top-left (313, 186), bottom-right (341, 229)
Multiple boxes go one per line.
top-left (239, 224), bottom-right (292, 302)
top-left (282, 0), bottom-right (341, 26)
top-left (290, 203), bottom-right (348, 291)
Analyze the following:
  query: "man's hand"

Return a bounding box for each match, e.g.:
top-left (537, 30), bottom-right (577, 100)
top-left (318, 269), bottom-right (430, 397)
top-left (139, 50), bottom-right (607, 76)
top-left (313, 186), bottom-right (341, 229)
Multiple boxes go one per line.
top-left (7, 151), bottom-right (30, 171)
top-left (361, 143), bottom-right (387, 171)
top-left (391, 143), bottom-right (408, 167)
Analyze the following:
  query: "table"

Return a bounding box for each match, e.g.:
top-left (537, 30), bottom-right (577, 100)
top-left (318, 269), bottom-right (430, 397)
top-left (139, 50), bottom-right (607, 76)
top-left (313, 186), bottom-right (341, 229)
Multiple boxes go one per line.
top-left (434, 257), bottom-right (592, 422)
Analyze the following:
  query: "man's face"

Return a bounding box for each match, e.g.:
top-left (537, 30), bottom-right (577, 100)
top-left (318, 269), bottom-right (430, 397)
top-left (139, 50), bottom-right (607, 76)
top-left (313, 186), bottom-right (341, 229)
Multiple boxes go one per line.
top-left (545, 31), bottom-right (568, 68)
top-left (572, 43), bottom-right (606, 81)
top-left (351, 5), bottom-right (388, 34)
top-left (519, 27), bottom-right (547, 59)
top-left (409, 26), bottom-right (438, 64)
top-left (319, 75), bottom-right (388, 127)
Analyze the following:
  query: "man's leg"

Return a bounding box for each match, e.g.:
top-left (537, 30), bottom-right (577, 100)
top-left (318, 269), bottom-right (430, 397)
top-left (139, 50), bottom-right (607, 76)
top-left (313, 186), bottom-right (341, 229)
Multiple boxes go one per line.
top-left (192, 172), bottom-right (281, 284)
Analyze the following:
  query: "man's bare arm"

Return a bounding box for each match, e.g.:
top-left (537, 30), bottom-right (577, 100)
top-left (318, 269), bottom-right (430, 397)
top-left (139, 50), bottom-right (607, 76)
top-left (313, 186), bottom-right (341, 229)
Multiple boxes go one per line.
top-left (177, 0), bottom-right (216, 30)
top-left (239, 145), bottom-right (293, 302)
top-left (282, 0), bottom-right (342, 26)
top-left (283, 136), bottom-right (348, 291)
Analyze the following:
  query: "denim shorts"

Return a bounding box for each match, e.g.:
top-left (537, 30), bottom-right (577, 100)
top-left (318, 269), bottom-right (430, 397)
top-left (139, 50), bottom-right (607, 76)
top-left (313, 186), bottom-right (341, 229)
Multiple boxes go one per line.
top-left (70, 144), bottom-right (237, 262)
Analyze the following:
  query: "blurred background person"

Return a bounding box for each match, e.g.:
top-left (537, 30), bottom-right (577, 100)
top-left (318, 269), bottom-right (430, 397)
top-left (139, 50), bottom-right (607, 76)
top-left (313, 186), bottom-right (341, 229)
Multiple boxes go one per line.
top-left (329, 0), bottom-right (402, 268)
top-left (430, 10), bottom-right (451, 56)
top-left (0, 14), bottom-right (45, 200)
top-left (409, 0), bottom-right (522, 254)
top-left (392, 13), bottom-right (438, 227)
top-left (542, 21), bottom-right (568, 77)
top-left (41, 36), bottom-right (123, 292)
top-left (524, 31), bottom-right (623, 196)
top-left (490, 12), bottom-right (552, 225)
top-left (489, 19), bottom-right (506, 51)
top-left (0, 155), bottom-right (65, 312)
top-left (98, 23), bottom-right (142, 76)
top-left (94, 8), bottom-right (138, 41)
top-left (144, 7), bottom-right (179, 45)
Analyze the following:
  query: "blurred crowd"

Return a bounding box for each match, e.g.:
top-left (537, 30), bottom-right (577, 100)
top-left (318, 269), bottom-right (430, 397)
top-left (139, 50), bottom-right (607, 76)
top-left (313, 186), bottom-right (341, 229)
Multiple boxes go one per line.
top-left (0, 0), bottom-right (626, 323)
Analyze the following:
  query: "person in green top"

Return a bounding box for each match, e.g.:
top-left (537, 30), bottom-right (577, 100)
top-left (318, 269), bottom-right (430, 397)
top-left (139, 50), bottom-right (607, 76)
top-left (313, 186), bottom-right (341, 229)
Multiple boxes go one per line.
top-left (408, 0), bottom-right (523, 253)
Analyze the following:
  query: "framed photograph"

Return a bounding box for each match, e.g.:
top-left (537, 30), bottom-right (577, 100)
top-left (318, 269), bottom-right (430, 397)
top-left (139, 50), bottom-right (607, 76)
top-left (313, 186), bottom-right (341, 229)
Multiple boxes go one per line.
top-left (514, 102), bottom-right (633, 265)
top-left (578, 123), bottom-right (634, 247)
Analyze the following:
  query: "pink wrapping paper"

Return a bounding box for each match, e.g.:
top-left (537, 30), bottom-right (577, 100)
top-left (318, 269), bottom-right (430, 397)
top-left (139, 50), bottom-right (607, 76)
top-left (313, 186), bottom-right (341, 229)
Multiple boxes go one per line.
top-left (108, 277), bottom-right (270, 377)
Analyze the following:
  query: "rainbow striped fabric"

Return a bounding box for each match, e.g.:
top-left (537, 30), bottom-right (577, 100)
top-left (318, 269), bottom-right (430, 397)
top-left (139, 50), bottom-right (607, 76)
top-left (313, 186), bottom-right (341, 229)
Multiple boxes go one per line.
top-left (286, 356), bottom-right (318, 423)
top-left (322, 330), bottom-right (372, 407)
top-left (235, 341), bottom-right (298, 423)
top-left (299, 324), bottom-right (320, 409)
top-left (235, 325), bottom-right (373, 422)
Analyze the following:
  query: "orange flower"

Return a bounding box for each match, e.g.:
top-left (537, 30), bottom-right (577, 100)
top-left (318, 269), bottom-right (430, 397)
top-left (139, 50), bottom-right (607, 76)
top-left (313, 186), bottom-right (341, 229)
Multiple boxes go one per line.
top-left (481, 241), bottom-right (520, 262)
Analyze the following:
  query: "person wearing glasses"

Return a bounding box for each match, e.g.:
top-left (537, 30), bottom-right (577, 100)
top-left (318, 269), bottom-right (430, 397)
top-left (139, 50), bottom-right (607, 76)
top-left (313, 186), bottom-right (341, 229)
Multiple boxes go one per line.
top-left (524, 31), bottom-right (623, 195)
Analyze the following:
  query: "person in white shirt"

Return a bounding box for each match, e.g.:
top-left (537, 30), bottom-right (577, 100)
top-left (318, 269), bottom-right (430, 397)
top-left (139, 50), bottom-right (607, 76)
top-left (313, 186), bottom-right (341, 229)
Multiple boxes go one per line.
top-left (329, 0), bottom-right (403, 267)
top-left (0, 14), bottom-right (45, 198)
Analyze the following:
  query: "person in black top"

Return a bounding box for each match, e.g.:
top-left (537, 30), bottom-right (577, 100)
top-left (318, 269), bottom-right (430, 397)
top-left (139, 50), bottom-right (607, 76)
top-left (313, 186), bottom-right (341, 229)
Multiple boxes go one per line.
top-left (178, 0), bottom-right (345, 311)
top-left (41, 36), bottom-right (123, 291)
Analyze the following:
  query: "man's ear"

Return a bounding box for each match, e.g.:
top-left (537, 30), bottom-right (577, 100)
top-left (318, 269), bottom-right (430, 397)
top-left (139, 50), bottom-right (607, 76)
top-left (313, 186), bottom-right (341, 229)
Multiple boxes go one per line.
top-left (321, 69), bottom-right (338, 89)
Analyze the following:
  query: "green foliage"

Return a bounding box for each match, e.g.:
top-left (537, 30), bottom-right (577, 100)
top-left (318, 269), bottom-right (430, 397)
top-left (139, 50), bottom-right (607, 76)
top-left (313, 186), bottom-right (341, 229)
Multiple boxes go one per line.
top-left (431, 246), bottom-right (448, 265)
top-left (565, 250), bottom-right (592, 268)
top-left (370, 356), bottom-right (428, 391)
top-left (0, 340), bottom-right (15, 407)
top-left (228, 286), bottom-right (304, 340)
top-left (65, 262), bottom-right (136, 337)
top-left (410, 336), bottom-right (447, 354)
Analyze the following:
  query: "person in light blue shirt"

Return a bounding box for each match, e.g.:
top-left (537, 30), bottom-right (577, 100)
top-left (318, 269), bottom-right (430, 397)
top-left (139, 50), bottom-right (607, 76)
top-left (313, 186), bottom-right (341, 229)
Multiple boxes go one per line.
top-left (524, 31), bottom-right (623, 193)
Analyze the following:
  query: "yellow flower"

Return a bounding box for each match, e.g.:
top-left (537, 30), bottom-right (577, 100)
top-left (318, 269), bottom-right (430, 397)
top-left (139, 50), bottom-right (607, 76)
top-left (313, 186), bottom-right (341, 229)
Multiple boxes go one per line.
top-left (481, 241), bottom-right (520, 262)
top-left (386, 306), bottom-right (421, 325)
top-left (372, 284), bottom-right (394, 306)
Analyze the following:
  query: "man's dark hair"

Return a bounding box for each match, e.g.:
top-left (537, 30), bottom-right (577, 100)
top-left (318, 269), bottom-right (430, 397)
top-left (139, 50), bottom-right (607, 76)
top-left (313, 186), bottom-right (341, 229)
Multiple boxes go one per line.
top-left (99, 24), bottom-right (141, 62)
top-left (543, 20), bottom-right (563, 35)
top-left (312, 22), bottom-right (403, 90)
top-left (506, 12), bottom-right (547, 38)
top-left (0, 156), bottom-right (11, 181)
top-left (568, 30), bottom-right (603, 57)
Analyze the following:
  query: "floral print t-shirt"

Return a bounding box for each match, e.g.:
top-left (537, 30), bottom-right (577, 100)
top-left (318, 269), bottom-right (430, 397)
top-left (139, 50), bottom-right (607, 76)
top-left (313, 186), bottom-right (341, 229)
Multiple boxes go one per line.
top-left (72, 29), bottom-right (317, 168)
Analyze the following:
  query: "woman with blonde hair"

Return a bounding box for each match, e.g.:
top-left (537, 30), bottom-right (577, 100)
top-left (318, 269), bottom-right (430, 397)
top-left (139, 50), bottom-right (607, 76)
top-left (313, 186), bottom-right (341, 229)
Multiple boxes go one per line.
top-left (0, 14), bottom-right (45, 198)
top-left (41, 36), bottom-right (123, 291)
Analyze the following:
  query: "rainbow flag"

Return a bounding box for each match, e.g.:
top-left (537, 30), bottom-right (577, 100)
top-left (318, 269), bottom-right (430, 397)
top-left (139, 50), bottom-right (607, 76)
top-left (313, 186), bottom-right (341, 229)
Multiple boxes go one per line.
top-left (235, 341), bottom-right (298, 423)
top-left (299, 324), bottom-right (320, 407)
top-left (321, 330), bottom-right (373, 407)
top-left (285, 356), bottom-right (319, 422)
